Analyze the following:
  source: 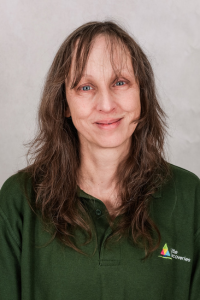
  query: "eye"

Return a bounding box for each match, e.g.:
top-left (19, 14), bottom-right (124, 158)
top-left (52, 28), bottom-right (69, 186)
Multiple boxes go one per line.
top-left (115, 81), bottom-right (126, 86)
top-left (80, 85), bottom-right (93, 91)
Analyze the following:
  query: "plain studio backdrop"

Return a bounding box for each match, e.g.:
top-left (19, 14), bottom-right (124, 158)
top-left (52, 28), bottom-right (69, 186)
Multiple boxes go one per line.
top-left (0, 0), bottom-right (200, 187)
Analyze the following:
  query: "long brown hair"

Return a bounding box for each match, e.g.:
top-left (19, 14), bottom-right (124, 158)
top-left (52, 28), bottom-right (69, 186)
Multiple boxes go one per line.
top-left (24, 21), bottom-right (170, 257)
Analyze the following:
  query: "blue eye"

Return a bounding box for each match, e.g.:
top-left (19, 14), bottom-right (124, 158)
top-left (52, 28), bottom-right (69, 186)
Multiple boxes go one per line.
top-left (81, 85), bottom-right (92, 91)
top-left (115, 81), bottom-right (125, 86)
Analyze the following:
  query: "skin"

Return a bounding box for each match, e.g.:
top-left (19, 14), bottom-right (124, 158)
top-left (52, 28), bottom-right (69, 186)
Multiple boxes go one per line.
top-left (65, 35), bottom-right (141, 215)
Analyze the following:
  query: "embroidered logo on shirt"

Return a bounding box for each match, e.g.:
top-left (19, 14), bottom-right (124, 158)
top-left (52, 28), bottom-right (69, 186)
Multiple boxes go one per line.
top-left (158, 244), bottom-right (191, 262)
top-left (159, 243), bottom-right (172, 259)
top-left (171, 248), bottom-right (191, 262)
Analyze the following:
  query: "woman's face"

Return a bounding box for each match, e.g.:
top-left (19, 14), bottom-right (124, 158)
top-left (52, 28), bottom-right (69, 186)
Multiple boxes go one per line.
top-left (65, 35), bottom-right (141, 152)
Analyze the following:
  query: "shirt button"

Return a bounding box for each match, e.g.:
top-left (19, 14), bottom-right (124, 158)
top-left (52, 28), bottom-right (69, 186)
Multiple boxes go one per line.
top-left (95, 209), bottom-right (102, 216)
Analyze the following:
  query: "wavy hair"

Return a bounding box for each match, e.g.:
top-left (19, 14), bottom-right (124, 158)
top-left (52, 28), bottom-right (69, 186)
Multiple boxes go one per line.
top-left (24, 21), bottom-right (170, 258)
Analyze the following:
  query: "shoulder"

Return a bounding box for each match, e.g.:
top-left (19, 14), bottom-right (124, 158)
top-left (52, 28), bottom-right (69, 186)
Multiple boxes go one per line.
top-left (169, 163), bottom-right (199, 184)
top-left (154, 163), bottom-right (200, 216)
top-left (0, 171), bottom-right (35, 246)
top-left (0, 171), bottom-right (33, 201)
top-left (0, 171), bottom-right (34, 223)
top-left (0, 171), bottom-right (33, 194)
top-left (162, 163), bottom-right (200, 196)
top-left (162, 164), bottom-right (200, 232)
top-left (167, 163), bottom-right (200, 197)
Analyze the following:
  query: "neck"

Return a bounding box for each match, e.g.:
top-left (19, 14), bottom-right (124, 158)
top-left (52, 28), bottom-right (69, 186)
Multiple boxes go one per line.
top-left (78, 141), bottom-right (130, 212)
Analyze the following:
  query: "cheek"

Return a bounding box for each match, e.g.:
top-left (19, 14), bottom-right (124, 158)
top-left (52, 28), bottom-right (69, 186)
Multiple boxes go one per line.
top-left (66, 90), bottom-right (91, 119)
top-left (68, 97), bottom-right (90, 119)
top-left (124, 95), bottom-right (141, 116)
top-left (70, 105), bottom-right (92, 130)
top-left (135, 101), bottom-right (141, 116)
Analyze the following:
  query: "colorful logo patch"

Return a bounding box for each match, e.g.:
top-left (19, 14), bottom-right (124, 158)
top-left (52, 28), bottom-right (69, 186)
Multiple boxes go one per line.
top-left (158, 243), bottom-right (172, 259)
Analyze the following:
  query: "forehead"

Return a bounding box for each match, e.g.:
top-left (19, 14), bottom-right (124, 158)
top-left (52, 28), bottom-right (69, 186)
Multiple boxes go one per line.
top-left (67, 35), bottom-right (134, 87)
top-left (86, 35), bottom-right (133, 72)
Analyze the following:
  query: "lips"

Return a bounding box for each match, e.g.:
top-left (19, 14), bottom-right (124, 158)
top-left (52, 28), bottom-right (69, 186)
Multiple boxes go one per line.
top-left (94, 118), bottom-right (123, 130)
top-left (95, 118), bottom-right (122, 125)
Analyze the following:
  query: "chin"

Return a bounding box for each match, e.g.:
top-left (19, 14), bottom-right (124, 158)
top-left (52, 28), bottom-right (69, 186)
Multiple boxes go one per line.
top-left (96, 137), bottom-right (129, 149)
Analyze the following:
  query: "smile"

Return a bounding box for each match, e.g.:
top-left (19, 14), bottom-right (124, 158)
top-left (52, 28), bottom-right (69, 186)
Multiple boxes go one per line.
top-left (96, 118), bottom-right (122, 124)
top-left (95, 118), bottom-right (123, 130)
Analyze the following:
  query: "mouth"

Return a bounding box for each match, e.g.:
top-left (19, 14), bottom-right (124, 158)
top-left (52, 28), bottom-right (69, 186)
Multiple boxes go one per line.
top-left (94, 118), bottom-right (123, 130)
top-left (95, 118), bottom-right (123, 125)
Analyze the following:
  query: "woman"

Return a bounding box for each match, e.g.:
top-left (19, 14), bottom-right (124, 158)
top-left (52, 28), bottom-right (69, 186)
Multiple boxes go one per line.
top-left (0, 21), bottom-right (199, 300)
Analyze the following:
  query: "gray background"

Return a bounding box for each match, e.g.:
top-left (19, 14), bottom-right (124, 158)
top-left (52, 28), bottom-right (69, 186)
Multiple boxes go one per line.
top-left (0, 0), bottom-right (200, 187)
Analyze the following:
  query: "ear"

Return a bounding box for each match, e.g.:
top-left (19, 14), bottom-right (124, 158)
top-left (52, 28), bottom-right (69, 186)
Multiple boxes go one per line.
top-left (65, 107), bottom-right (71, 118)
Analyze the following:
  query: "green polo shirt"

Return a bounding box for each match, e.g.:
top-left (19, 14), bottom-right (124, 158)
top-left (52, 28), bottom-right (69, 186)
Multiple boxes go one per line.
top-left (0, 164), bottom-right (200, 300)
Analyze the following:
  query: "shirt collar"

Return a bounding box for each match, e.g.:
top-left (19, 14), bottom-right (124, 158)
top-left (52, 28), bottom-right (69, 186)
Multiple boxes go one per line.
top-left (77, 187), bottom-right (96, 200)
top-left (152, 187), bottom-right (162, 198)
top-left (77, 186), bottom-right (162, 200)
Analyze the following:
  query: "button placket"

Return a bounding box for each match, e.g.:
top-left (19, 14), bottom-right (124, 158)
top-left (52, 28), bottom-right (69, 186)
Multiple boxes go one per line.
top-left (79, 194), bottom-right (121, 266)
top-left (99, 227), bottom-right (121, 266)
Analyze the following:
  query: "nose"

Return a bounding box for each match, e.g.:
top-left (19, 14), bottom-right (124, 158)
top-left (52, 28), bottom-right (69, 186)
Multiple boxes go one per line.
top-left (96, 89), bottom-right (116, 113)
